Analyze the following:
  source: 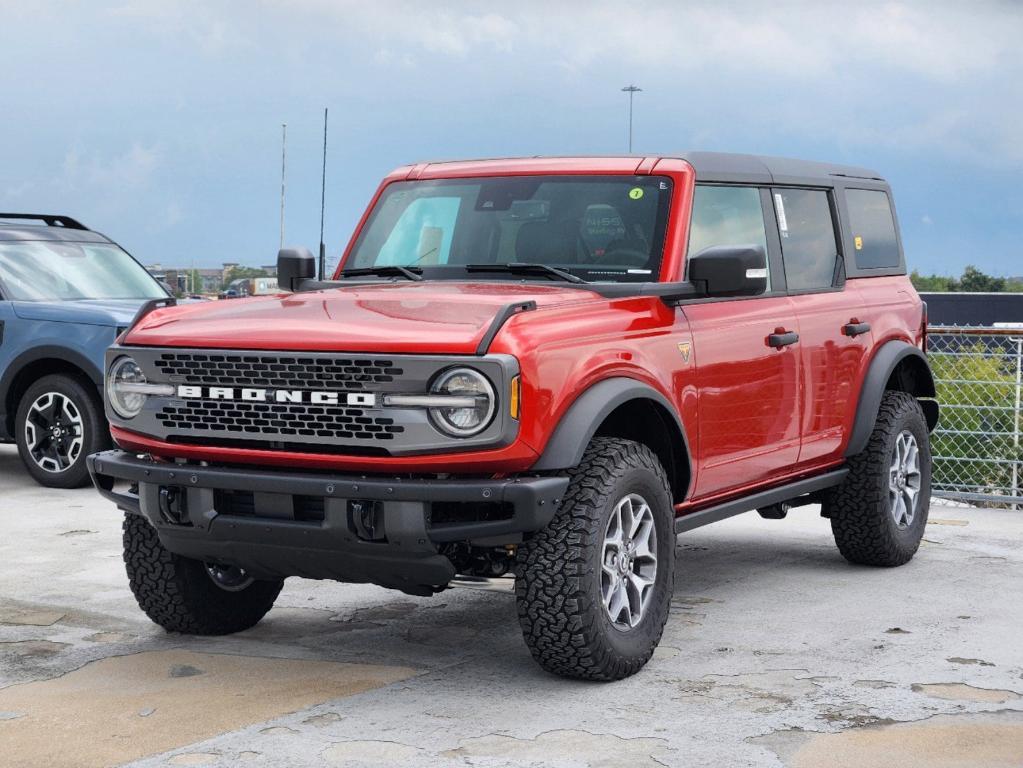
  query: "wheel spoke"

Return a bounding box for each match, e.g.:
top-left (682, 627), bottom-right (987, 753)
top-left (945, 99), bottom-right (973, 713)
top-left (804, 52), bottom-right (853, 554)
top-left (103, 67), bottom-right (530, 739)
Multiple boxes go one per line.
top-left (607, 581), bottom-right (628, 623)
top-left (634, 525), bottom-right (656, 562)
top-left (903, 487), bottom-right (918, 518)
top-left (628, 501), bottom-right (646, 539)
top-left (904, 441), bottom-right (918, 472)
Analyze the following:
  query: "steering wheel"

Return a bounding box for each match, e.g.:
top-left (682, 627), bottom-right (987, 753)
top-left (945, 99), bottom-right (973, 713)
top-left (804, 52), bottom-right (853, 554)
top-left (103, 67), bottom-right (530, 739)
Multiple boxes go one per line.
top-left (593, 248), bottom-right (650, 267)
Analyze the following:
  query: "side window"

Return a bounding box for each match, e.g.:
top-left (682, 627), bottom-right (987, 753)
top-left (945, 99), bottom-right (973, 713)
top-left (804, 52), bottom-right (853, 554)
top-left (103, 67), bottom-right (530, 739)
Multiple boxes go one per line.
top-left (773, 188), bottom-right (839, 291)
top-left (376, 196), bottom-right (461, 266)
top-left (688, 185), bottom-right (770, 289)
top-left (845, 188), bottom-right (900, 269)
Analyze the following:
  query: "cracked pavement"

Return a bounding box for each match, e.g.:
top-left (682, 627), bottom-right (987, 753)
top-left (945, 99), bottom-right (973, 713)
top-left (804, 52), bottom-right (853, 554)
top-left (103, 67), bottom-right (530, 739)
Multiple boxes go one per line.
top-left (1, 444), bottom-right (1021, 767)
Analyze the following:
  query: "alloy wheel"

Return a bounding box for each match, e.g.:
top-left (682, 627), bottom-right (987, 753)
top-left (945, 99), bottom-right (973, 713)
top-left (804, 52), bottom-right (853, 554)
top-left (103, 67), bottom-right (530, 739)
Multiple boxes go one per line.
top-left (23, 392), bottom-right (85, 474)
top-left (601, 493), bottom-right (658, 630)
top-left (888, 430), bottom-right (922, 529)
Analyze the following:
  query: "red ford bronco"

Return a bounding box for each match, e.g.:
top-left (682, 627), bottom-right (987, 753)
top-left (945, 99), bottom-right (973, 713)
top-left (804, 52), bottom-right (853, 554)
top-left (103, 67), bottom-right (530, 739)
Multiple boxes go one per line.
top-left (89, 154), bottom-right (937, 680)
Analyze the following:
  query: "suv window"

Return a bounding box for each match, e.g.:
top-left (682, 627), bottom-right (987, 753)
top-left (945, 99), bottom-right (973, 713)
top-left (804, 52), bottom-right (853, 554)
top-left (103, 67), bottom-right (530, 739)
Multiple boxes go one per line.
top-left (845, 188), bottom-right (900, 269)
top-left (689, 185), bottom-right (770, 289)
top-left (773, 188), bottom-right (839, 291)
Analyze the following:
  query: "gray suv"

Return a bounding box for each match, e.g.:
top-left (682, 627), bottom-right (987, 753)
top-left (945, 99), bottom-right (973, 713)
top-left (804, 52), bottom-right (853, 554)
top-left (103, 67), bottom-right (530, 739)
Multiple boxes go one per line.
top-left (0, 213), bottom-right (167, 487)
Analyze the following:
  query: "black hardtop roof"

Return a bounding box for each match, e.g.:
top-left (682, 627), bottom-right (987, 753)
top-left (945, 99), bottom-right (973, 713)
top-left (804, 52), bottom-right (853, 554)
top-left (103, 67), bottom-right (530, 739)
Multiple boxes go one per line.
top-left (678, 152), bottom-right (885, 185)
top-left (416, 153), bottom-right (887, 186)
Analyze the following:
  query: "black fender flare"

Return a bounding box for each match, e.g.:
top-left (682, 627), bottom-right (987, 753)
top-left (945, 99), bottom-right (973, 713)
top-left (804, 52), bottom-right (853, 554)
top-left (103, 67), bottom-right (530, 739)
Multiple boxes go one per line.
top-left (846, 340), bottom-right (938, 457)
top-left (0, 345), bottom-right (103, 432)
top-left (532, 377), bottom-right (692, 492)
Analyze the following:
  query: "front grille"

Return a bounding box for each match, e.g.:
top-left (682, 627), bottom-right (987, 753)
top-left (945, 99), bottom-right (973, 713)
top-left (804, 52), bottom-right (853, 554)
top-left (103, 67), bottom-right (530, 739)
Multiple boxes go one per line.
top-left (155, 352), bottom-right (403, 391)
top-left (158, 400), bottom-right (405, 441)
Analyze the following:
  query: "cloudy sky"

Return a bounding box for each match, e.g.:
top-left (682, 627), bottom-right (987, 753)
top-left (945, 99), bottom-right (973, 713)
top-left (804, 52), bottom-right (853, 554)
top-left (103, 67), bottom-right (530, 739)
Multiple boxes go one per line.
top-left (2, 1), bottom-right (1020, 275)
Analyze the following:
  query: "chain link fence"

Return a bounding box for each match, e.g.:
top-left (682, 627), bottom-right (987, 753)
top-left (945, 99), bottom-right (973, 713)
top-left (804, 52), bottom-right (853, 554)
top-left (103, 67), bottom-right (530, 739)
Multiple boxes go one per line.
top-left (928, 326), bottom-right (1022, 509)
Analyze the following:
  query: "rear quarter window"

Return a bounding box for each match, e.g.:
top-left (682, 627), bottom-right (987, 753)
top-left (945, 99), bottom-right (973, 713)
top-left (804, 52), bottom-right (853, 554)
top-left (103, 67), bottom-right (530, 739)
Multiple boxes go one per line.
top-left (846, 188), bottom-right (901, 269)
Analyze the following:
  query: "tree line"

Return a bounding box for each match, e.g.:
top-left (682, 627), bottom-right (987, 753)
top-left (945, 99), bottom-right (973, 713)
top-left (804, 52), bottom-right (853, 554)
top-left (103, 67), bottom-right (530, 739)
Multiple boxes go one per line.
top-left (910, 265), bottom-right (1023, 293)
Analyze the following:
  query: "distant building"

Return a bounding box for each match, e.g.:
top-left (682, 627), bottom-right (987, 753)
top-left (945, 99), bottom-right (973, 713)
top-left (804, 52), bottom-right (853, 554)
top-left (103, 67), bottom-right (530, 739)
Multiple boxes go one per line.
top-left (146, 265), bottom-right (224, 296)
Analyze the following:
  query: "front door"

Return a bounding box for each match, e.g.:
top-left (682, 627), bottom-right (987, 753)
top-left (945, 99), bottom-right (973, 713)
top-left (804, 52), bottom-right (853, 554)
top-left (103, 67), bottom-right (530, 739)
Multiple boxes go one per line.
top-left (685, 297), bottom-right (802, 498)
top-left (683, 184), bottom-right (802, 500)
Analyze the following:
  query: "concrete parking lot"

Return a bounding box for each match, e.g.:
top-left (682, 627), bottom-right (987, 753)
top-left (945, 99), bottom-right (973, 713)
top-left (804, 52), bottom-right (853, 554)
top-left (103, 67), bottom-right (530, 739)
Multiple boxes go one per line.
top-left (1, 443), bottom-right (1021, 768)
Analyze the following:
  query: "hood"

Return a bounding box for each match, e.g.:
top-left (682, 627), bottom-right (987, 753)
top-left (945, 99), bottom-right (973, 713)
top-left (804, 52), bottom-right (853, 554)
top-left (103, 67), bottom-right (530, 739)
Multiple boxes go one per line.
top-left (124, 282), bottom-right (603, 353)
top-left (12, 299), bottom-right (149, 327)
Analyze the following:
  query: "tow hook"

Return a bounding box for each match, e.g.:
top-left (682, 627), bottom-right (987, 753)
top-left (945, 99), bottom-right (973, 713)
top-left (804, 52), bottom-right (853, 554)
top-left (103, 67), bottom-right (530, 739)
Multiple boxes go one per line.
top-left (158, 486), bottom-right (188, 524)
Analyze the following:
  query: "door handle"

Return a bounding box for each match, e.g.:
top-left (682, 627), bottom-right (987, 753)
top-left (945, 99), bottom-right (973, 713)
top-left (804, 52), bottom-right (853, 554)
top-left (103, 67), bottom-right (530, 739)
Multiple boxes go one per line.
top-left (767, 330), bottom-right (799, 348)
top-left (843, 321), bottom-right (871, 337)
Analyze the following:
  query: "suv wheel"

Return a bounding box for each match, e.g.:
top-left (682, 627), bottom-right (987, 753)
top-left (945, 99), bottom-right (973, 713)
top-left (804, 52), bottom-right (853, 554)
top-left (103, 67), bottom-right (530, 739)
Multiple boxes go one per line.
top-left (123, 514), bottom-right (283, 635)
top-left (15, 374), bottom-right (109, 489)
top-left (825, 391), bottom-right (932, 567)
top-left (515, 437), bottom-right (675, 681)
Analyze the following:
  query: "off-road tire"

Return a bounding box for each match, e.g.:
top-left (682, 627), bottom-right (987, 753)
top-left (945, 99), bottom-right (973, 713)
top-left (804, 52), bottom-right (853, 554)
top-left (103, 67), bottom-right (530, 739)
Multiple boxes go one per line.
top-left (515, 437), bottom-right (675, 681)
top-left (15, 373), bottom-right (109, 489)
top-left (123, 513), bottom-right (283, 635)
top-left (825, 391), bottom-right (932, 567)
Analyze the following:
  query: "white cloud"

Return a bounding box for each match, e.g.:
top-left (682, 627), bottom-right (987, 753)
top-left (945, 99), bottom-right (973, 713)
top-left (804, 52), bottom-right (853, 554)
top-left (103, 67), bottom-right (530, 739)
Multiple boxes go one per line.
top-left (265, 1), bottom-right (1020, 83)
top-left (62, 143), bottom-right (162, 192)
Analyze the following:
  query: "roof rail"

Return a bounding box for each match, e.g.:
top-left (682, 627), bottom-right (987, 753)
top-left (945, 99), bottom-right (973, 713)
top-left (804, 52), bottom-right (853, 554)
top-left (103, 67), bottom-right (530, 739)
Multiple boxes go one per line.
top-left (0, 213), bottom-right (89, 230)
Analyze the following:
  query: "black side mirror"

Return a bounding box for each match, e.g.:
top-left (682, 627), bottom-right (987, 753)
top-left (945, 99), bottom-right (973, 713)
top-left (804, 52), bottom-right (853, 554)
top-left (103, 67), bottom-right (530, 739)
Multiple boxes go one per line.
top-left (687, 245), bottom-right (767, 298)
top-left (277, 247), bottom-right (316, 292)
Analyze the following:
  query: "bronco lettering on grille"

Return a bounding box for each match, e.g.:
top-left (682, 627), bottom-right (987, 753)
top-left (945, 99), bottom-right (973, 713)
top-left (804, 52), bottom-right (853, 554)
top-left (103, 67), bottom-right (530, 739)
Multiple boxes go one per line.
top-left (175, 386), bottom-right (377, 407)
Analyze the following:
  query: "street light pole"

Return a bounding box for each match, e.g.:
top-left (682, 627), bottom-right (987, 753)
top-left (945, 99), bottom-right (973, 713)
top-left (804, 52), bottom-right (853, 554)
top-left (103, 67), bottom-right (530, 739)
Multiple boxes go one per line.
top-left (279, 123), bottom-right (287, 251)
top-left (621, 85), bottom-right (642, 153)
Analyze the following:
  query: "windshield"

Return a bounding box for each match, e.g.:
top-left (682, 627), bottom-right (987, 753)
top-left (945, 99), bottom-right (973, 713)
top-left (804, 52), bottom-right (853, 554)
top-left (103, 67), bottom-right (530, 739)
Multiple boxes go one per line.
top-left (0, 241), bottom-right (166, 302)
top-left (346, 175), bottom-right (673, 283)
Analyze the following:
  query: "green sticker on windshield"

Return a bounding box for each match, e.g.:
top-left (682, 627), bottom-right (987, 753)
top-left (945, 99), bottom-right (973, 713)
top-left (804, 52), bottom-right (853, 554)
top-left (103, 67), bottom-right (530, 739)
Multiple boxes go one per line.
top-left (628, 187), bottom-right (644, 200)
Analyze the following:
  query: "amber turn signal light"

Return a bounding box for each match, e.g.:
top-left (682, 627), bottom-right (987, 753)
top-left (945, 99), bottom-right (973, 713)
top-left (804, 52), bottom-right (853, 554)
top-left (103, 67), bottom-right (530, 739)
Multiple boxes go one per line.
top-left (510, 375), bottom-right (521, 419)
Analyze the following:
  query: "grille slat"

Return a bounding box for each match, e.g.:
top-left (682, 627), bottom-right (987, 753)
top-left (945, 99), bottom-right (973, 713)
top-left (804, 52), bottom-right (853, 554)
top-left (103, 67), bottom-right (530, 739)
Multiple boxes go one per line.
top-left (158, 400), bottom-right (404, 441)
top-left (155, 352), bottom-right (403, 391)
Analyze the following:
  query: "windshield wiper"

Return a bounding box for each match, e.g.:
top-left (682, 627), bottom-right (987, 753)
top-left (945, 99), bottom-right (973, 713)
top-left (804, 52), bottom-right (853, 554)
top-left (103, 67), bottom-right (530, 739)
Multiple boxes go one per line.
top-left (339, 265), bottom-right (424, 282)
top-left (465, 262), bottom-right (587, 284)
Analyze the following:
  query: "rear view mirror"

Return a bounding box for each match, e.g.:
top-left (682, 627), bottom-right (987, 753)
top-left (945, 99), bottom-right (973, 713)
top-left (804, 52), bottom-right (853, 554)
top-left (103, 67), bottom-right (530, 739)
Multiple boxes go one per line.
top-left (277, 247), bottom-right (316, 292)
top-left (687, 245), bottom-right (767, 298)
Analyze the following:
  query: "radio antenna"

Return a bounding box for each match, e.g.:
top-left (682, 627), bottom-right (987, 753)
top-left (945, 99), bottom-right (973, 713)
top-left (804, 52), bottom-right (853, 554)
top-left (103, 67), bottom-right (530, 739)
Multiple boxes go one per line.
top-left (318, 107), bottom-right (328, 280)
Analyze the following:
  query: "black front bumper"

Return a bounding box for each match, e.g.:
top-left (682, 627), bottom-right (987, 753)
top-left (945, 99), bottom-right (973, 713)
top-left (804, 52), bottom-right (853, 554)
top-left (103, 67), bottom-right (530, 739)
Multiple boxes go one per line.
top-left (87, 450), bottom-right (568, 593)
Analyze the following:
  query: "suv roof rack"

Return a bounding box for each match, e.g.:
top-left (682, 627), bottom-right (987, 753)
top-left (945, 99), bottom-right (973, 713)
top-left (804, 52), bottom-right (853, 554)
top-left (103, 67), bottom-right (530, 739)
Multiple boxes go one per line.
top-left (0, 213), bottom-right (89, 230)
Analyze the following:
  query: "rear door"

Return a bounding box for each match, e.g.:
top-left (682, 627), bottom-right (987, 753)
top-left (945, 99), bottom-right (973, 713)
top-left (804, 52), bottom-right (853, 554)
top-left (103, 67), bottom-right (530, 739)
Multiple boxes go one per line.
top-left (684, 185), bottom-right (802, 499)
top-left (770, 187), bottom-right (869, 466)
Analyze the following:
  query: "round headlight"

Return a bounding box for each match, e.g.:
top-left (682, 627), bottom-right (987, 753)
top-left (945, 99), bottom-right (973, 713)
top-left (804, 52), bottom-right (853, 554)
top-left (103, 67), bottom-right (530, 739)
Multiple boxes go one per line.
top-left (107, 356), bottom-right (148, 419)
top-left (429, 368), bottom-right (496, 437)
